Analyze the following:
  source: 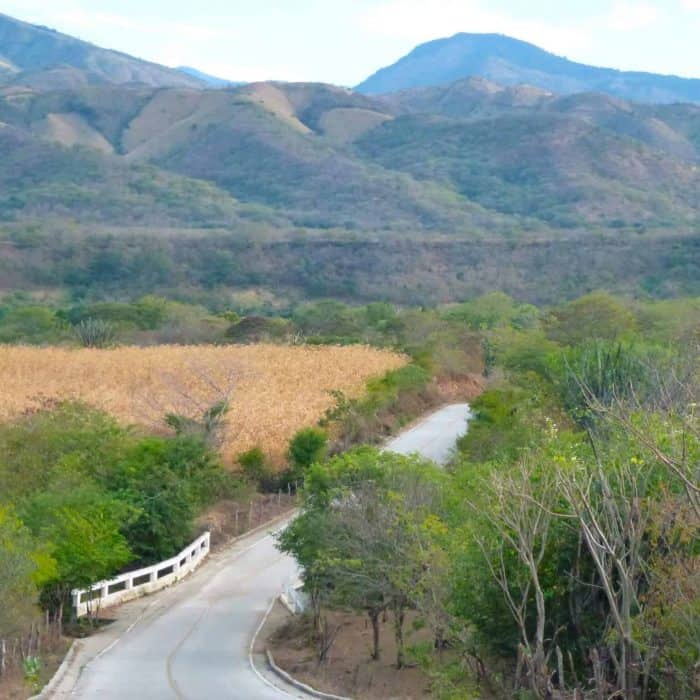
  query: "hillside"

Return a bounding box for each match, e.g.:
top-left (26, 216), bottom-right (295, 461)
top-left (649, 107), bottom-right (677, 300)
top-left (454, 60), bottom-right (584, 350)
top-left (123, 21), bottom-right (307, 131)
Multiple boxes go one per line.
top-left (0, 12), bottom-right (698, 303)
top-left (0, 12), bottom-right (203, 89)
top-left (356, 33), bottom-right (700, 104)
top-left (356, 106), bottom-right (700, 229)
top-left (0, 122), bottom-right (293, 230)
top-left (3, 79), bottom-right (698, 234)
top-left (0, 83), bottom-right (516, 233)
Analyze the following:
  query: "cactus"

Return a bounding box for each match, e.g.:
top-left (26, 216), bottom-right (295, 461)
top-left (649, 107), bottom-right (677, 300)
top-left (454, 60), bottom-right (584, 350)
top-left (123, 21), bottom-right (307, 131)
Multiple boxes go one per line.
top-left (74, 318), bottom-right (117, 348)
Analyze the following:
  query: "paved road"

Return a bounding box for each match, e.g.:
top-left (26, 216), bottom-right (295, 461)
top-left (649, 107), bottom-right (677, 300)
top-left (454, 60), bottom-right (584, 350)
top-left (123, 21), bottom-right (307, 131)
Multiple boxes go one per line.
top-left (385, 403), bottom-right (472, 465)
top-left (65, 404), bottom-right (471, 699)
top-left (67, 525), bottom-right (301, 700)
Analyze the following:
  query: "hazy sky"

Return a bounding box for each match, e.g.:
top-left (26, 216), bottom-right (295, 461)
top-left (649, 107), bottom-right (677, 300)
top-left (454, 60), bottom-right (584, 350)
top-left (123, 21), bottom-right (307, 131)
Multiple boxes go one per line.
top-left (2, 1), bottom-right (699, 85)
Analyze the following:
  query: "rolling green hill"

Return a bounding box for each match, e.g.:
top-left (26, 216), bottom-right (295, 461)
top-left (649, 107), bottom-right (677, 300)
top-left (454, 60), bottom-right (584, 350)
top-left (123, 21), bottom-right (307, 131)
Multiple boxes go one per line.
top-left (355, 110), bottom-right (699, 229)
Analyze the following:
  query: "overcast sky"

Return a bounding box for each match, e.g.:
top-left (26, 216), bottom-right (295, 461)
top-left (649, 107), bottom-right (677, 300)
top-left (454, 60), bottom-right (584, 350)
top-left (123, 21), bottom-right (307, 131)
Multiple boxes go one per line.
top-left (2, 0), bottom-right (699, 85)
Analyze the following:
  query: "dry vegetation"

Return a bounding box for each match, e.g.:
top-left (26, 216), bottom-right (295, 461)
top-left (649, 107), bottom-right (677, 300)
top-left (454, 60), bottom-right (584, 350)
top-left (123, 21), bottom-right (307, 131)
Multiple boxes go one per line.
top-left (0, 344), bottom-right (406, 463)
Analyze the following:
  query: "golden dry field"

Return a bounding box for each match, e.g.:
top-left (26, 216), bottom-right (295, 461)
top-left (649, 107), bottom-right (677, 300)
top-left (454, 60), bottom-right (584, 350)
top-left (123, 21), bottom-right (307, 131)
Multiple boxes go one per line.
top-left (0, 344), bottom-right (406, 463)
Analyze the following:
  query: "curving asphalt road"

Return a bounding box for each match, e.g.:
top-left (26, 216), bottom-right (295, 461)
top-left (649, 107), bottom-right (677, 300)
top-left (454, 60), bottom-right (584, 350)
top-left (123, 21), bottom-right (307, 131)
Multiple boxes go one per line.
top-left (61, 404), bottom-right (471, 700)
top-left (385, 403), bottom-right (472, 465)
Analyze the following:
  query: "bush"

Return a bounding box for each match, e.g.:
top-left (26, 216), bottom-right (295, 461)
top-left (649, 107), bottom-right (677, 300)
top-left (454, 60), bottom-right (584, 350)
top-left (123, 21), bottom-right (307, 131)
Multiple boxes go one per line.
top-left (237, 447), bottom-right (297, 493)
top-left (0, 306), bottom-right (64, 344)
top-left (238, 447), bottom-right (269, 483)
top-left (288, 428), bottom-right (328, 473)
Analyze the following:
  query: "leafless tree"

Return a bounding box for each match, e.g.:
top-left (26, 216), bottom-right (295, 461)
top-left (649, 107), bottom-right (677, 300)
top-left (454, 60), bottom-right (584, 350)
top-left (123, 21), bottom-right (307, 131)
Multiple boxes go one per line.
top-left (468, 456), bottom-right (557, 697)
top-left (135, 361), bottom-right (239, 449)
top-left (558, 458), bottom-right (649, 700)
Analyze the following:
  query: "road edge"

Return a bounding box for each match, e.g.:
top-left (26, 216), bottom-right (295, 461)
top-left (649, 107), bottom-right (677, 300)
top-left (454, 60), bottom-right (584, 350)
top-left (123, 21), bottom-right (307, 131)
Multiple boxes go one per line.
top-left (247, 597), bottom-right (353, 700)
top-left (265, 648), bottom-right (353, 700)
top-left (28, 640), bottom-right (80, 700)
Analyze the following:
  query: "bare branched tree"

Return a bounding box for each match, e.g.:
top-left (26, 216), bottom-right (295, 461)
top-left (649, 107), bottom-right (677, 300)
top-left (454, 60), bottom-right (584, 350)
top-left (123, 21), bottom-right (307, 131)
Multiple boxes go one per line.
top-left (134, 361), bottom-right (240, 449)
top-left (468, 456), bottom-right (557, 697)
top-left (557, 459), bottom-right (649, 699)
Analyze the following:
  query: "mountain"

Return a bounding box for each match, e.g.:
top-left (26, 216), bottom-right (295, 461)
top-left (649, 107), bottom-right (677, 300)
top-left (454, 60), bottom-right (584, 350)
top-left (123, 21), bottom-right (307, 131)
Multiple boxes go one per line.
top-left (0, 12), bottom-right (203, 89)
top-left (356, 33), bottom-right (700, 104)
top-left (1, 78), bottom-right (698, 235)
top-left (0, 79), bottom-right (698, 302)
top-left (0, 82), bottom-right (514, 233)
top-left (177, 66), bottom-right (244, 88)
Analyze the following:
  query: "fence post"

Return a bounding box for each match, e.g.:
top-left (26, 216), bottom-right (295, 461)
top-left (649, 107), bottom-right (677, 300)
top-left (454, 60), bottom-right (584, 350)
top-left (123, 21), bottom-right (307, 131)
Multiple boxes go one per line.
top-left (249, 500), bottom-right (253, 529)
top-left (235, 507), bottom-right (239, 534)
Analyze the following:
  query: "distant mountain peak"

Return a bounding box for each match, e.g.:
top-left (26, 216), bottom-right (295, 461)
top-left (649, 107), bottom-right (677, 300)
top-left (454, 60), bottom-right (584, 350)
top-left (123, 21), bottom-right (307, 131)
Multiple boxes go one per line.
top-left (0, 12), bottom-right (204, 90)
top-left (356, 33), bottom-right (700, 104)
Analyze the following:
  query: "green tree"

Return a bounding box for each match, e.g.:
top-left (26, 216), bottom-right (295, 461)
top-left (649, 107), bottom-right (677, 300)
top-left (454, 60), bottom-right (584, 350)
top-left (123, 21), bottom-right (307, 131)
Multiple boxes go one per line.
top-left (21, 486), bottom-right (133, 619)
top-left (288, 427), bottom-right (328, 474)
top-left (279, 448), bottom-right (448, 668)
top-left (0, 508), bottom-right (54, 638)
top-left (546, 292), bottom-right (637, 346)
top-left (106, 436), bottom-right (224, 561)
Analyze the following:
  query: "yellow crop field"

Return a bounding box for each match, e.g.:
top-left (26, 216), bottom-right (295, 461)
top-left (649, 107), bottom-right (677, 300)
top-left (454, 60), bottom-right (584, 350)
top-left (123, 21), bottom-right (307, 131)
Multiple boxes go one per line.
top-left (0, 344), bottom-right (406, 463)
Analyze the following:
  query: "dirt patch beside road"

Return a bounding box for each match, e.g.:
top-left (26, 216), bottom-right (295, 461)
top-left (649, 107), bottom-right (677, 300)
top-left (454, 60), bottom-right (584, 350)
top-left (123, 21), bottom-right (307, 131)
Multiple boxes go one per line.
top-left (265, 603), bottom-right (434, 700)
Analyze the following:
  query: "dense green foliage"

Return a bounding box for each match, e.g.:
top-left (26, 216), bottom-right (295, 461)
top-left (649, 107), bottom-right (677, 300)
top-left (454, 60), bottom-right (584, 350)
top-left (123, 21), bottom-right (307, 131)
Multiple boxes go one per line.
top-left (3, 224), bottom-right (698, 306)
top-left (0, 403), bottom-right (234, 624)
top-left (287, 428), bottom-right (328, 473)
top-left (282, 292), bottom-right (700, 699)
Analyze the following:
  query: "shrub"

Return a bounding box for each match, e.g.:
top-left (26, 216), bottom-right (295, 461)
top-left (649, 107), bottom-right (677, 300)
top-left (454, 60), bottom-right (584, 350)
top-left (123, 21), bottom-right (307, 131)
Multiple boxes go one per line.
top-left (238, 448), bottom-right (297, 493)
top-left (0, 306), bottom-right (63, 344)
top-left (288, 428), bottom-right (328, 473)
top-left (238, 447), bottom-right (269, 483)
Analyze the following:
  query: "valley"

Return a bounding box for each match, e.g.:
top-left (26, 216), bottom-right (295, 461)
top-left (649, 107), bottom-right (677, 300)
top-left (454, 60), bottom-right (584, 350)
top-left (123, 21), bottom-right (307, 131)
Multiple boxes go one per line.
top-left (0, 8), bottom-right (698, 700)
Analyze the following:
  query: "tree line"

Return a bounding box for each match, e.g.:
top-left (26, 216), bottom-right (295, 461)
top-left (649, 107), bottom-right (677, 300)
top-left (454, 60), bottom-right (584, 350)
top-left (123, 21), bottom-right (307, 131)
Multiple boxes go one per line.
top-left (279, 293), bottom-right (699, 699)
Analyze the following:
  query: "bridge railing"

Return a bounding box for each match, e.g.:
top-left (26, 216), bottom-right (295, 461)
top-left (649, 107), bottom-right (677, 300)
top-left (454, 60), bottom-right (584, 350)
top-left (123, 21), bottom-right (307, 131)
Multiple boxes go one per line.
top-left (72, 531), bottom-right (211, 617)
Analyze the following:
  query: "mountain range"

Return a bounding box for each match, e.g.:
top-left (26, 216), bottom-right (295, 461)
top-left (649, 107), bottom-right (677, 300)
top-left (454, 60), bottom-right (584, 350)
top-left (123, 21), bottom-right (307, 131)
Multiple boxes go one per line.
top-left (3, 75), bottom-right (698, 233)
top-left (0, 12), bottom-right (698, 303)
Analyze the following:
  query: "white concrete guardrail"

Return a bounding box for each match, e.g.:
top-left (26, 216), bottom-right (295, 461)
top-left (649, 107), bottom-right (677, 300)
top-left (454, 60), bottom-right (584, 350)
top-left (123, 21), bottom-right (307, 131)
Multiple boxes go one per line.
top-left (72, 532), bottom-right (211, 617)
top-left (280, 580), bottom-right (309, 615)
